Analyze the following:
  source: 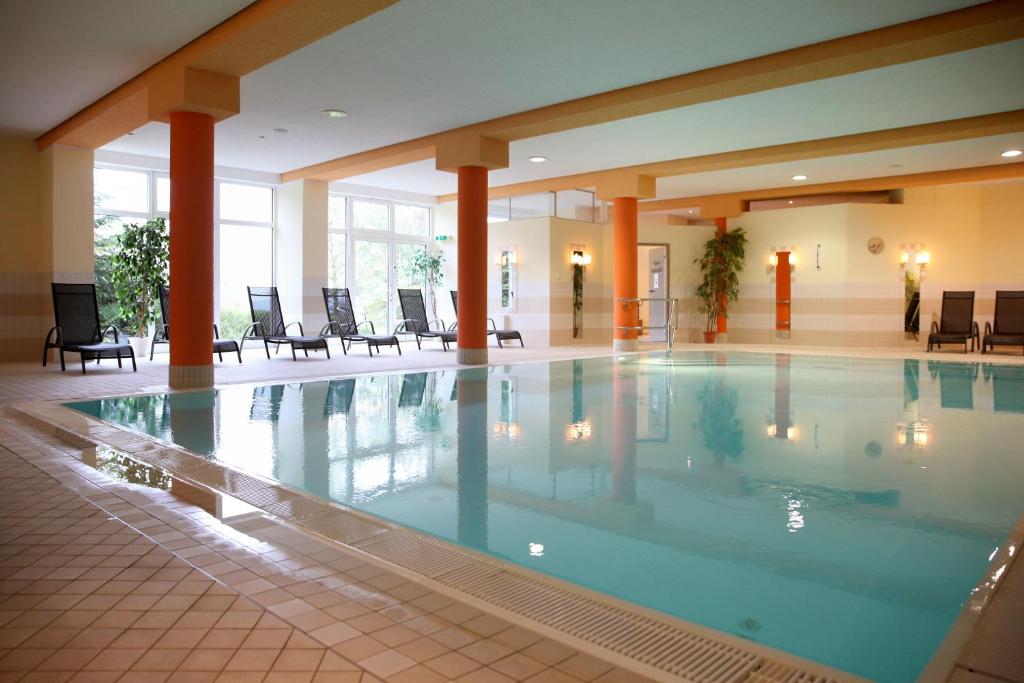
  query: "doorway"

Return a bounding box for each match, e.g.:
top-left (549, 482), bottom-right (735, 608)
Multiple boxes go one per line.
top-left (637, 244), bottom-right (669, 342)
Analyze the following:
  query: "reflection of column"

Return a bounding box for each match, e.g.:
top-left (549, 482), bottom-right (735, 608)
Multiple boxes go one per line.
top-left (169, 391), bottom-right (216, 457)
top-left (303, 383), bottom-right (330, 499)
top-left (612, 362), bottom-right (638, 503)
top-left (774, 354), bottom-right (791, 439)
top-left (456, 368), bottom-right (488, 549)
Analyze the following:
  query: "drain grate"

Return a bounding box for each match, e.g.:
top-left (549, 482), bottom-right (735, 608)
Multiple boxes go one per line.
top-left (746, 662), bottom-right (841, 683)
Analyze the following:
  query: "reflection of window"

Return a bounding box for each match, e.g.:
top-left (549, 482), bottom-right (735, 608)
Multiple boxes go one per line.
top-left (352, 199), bottom-right (389, 231)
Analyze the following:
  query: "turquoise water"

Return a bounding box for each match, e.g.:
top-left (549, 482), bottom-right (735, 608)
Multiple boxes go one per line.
top-left (67, 352), bottom-right (1024, 682)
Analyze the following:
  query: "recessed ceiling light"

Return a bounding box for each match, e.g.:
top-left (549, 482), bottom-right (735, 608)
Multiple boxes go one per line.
top-left (257, 135), bottom-right (265, 140)
top-left (687, 209), bottom-right (694, 214)
top-left (792, 175), bottom-right (808, 181)
top-left (528, 155), bottom-right (547, 163)
top-left (322, 109), bottom-right (347, 119)
top-left (889, 163), bottom-right (903, 169)
top-left (1002, 149), bottom-right (1022, 158)
top-left (273, 128), bottom-right (288, 134)
top-left (788, 200), bottom-right (794, 205)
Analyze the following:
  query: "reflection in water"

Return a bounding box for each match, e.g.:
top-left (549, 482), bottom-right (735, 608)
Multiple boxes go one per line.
top-left (65, 353), bottom-right (1024, 683)
top-left (456, 368), bottom-right (488, 550)
top-left (928, 360), bottom-right (979, 410)
top-left (984, 364), bottom-right (1024, 413)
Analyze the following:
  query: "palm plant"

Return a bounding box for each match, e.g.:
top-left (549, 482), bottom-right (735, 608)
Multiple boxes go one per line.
top-left (694, 227), bottom-right (747, 337)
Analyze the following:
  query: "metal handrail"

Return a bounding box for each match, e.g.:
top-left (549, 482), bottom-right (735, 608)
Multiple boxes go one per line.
top-left (615, 297), bottom-right (680, 350)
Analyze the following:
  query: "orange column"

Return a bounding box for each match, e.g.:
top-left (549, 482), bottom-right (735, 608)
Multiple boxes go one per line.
top-left (169, 111), bottom-right (215, 388)
top-left (714, 217), bottom-right (728, 334)
top-left (776, 251), bottom-right (792, 332)
top-left (456, 165), bottom-right (488, 364)
top-left (613, 197), bottom-right (639, 352)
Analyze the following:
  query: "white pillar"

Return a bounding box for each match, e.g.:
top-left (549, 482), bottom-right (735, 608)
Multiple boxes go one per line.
top-left (276, 179), bottom-right (328, 333)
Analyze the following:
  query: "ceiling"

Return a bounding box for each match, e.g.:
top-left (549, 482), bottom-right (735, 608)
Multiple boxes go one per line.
top-left (5, 0), bottom-right (1020, 201)
top-left (0, 0), bottom-right (253, 136)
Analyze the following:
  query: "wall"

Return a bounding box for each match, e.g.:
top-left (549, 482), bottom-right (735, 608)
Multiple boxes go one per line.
top-left (725, 178), bottom-right (1024, 348)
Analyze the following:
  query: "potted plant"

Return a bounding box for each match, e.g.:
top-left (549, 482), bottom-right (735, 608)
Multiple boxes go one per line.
top-left (410, 248), bottom-right (446, 321)
top-left (694, 227), bottom-right (747, 343)
top-left (110, 217), bottom-right (169, 358)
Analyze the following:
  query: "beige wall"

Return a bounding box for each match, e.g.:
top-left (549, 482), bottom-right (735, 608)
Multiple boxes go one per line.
top-left (277, 178), bottom-right (328, 332)
top-left (1, 135), bottom-right (94, 361)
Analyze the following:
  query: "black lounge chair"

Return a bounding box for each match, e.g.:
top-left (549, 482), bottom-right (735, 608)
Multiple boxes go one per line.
top-left (927, 291), bottom-right (979, 353)
top-left (396, 288), bottom-right (456, 351)
top-left (242, 286), bottom-right (330, 360)
top-left (982, 290), bottom-right (1024, 355)
top-left (450, 290), bottom-right (524, 348)
top-left (43, 283), bottom-right (136, 374)
top-left (321, 288), bottom-right (401, 356)
top-left (150, 285), bottom-right (242, 363)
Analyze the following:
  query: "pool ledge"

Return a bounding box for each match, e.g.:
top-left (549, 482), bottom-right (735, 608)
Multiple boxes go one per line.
top-left (14, 395), bottom-right (1008, 683)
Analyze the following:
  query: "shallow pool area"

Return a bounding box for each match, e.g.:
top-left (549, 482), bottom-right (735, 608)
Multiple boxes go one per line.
top-left (66, 351), bottom-right (1024, 682)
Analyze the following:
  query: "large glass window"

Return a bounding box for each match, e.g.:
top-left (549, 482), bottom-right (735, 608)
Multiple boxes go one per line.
top-left (93, 165), bottom-right (275, 341)
top-left (328, 193), bottom-right (433, 332)
top-left (351, 198), bottom-right (389, 231)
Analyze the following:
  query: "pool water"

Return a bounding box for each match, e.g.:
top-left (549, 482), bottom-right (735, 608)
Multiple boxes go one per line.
top-left (67, 352), bottom-right (1024, 682)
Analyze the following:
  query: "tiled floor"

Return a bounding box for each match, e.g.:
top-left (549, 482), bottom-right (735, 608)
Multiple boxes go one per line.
top-left (2, 342), bottom-right (1023, 682)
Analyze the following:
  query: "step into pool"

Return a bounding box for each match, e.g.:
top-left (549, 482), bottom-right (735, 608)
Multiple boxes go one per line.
top-left (67, 352), bottom-right (1024, 682)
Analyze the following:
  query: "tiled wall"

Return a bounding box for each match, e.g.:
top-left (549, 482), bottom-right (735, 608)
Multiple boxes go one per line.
top-left (0, 272), bottom-right (55, 361)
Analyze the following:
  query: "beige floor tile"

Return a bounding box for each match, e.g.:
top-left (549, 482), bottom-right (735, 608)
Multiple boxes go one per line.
top-left (356, 650), bottom-right (415, 679)
top-left (491, 653), bottom-right (548, 680)
top-left (555, 653), bottom-right (615, 681)
top-left (425, 651), bottom-right (482, 679)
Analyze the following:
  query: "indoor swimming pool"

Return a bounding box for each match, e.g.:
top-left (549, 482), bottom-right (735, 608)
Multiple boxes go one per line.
top-left (67, 352), bottom-right (1024, 682)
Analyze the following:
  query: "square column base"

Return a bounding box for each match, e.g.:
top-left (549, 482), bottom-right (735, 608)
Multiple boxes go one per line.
top-left (457, 347), bottom-right (488, 365)
top-left (169, 364), bottom-right (214, 389)
top-left (613, 339), bottom-right (639, 353)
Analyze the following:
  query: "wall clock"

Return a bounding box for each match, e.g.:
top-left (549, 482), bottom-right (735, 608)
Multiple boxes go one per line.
top-left (867, 236), bottom-right (885, 255)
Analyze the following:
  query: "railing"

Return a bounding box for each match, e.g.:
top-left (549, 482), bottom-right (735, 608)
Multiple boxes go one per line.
top-left (615, 297), bottom-right (680, 350)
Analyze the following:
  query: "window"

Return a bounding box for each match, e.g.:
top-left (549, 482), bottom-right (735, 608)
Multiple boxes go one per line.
top-left (328, 193), bottom-right (434, 331)
top-left (394, 203), bottom-right (430, 237)
top-left (93, 165), bottom-right (276, 342)
top-left (351, 198), bottom-right (389, 231)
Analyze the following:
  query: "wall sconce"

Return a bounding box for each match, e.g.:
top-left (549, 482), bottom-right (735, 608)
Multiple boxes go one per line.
top-left (570, 249), bottom-right (592, 266)
top-left (915, 251), bottom-right (930, 270)
top-left (768, 247), bottom-right (796, 271)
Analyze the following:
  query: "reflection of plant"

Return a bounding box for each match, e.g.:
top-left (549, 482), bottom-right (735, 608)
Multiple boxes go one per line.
top-left (695, 228), bottom-right (747, 333)
top-left (572, 263), bottom-right (584, 338)
top-left (695, 379), bottom-right (744, 461)
top-left (111, 217), bottom-right (169, 337)
top-left (409, 249), bottom-right (446, 320)
top-left (95, 450), bottom-right (172, 491)
top-left (416, 375), bottom-right (443, 431)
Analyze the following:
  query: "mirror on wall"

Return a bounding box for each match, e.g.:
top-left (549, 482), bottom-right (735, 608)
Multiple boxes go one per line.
top-left (497, 247), bottom-right (517, 311)
top-left (901, 245), bottom-right (927, 340)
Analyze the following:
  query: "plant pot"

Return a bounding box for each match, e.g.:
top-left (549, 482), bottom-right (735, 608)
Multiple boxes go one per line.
top-left (129, 336), bottom-right (150, 358)
top-left (703, 331), bottom-right (717, 344)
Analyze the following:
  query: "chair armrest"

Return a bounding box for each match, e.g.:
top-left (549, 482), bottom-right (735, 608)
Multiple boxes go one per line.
top-left (448, 321), bottom-right (458, 331)
top-left (428, 318), bottom-right (445, 331)
top-left (101, 326), bottom-right (120, 343)
top-left (972, 321), bottom-right (980, 339)
top-left (487, 317), bottom-right (498, 332)
top-left (284, 321), bottom-right (304, 335)
top-left (213, 323), bottom-right (220, 339)
top-left (355, 320), bottom-right (376, 334)
top-left (930, 321), bottom-right (939, 334)
top-left (984, 321), bottom-right (992, 336)
top-left (45, 326), bottom-right (62, 347)
top-left (319, 321), bottom-right (338, 337)
top-left (242, 322), bottom-right (265, 339)
top-left (394, 319), bottom-right (415, 334)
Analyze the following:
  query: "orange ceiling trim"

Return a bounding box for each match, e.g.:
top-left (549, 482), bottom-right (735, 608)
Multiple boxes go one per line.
top-left (285, 0), bottom-right (1024, 183)
top-left (639, 163), bottom-right (1024, 215)
top-left (435, 110), bottom-right (1024, 203)
top-left (36, 0), bottom-right (398, 150)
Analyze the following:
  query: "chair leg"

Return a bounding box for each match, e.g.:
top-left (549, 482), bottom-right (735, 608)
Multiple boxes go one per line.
top-left (236, 346), bottom-right (242, 363)
top-left (303, 348), bottom-right (308, 357)
top-left (59, 349), bottom-right (66, 371)
top-left (149, 335), bottom-right (157, 361)
top-left (217, 351), bottom-right (224, 362)
top-left (518, 336), bottom-right (524, 348)
top-left (42, 343), bottom-right (49, 367)
top-left (324, 343), bottom-right (330, 359)
top-left (263, 341), bottom-right (270, 359)
top-left (291, 345), bottom-right (297, 361)
top-left (396, 341), bottom-right (402, 356)
top-left (81, 355), bottom-right (87, 374)
top-left (117, 353), bottom-right (122, 368)
top-left (415, 335), bottom-right (422, 350)
top-left (129, 349), bottom-right (137, 372)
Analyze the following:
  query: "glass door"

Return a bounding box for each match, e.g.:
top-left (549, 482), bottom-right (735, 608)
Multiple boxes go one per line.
top-left (352, 239), bottom-right (390, 332)
top-left (394, 242), bottom-right (427, 329)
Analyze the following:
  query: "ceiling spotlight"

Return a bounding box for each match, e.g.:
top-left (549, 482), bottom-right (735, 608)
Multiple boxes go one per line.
top-left (257, 135), bottom-right (266, 140)
top-left (528, 155), bottom-right (547, 163)
top-left (322, 109), bottom-right (347, 119)
top-left (792, 175), bottom-right (808, 181)
top-left (1002, 149), bottom-right (1022, 158)
top-left (889, 163), bottom-right (903, 169)
top-left (272, 128), bottom-right (288, 134)
top-left (788, 200), bottom-right (794, 205)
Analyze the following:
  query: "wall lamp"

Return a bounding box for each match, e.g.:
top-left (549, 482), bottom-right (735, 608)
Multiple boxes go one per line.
top-left (767, 247), bottom-right (797, 271)
top-left (899, 245), bottom-right (930, 271)
top-left (570, 249), bottom-right (592, 266)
